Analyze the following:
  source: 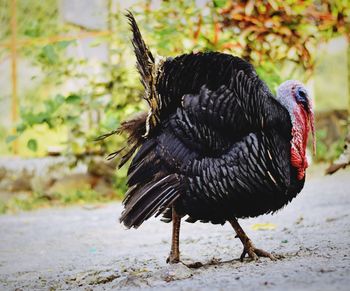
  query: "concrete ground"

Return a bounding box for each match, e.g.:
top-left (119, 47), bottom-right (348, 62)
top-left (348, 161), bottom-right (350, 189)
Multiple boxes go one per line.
top-left (0, 167), bottom-right (349, 290)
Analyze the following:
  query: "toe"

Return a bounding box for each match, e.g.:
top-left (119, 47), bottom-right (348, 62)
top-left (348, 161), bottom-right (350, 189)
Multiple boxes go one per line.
top-left (247, 249), bottom-right (259, 261)
top-left (254, 248), bottom-right (276, 261)
top-left (240, 249), bottom-right (247, 261)
top-left (185, 261), bottom-right (203, 268)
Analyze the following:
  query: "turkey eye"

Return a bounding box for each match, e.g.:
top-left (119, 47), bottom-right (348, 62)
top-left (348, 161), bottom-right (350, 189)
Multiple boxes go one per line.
top-left (296, 88), bottom-right (309, 110)
top-left (298, 90), bottom-right (306, 99)
top-left (296, 88), bottom-right (307, 103)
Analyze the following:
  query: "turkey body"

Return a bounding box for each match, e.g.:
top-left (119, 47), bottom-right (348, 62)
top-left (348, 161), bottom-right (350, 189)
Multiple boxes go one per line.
top-left (121, 52), bottom-right (305, 227)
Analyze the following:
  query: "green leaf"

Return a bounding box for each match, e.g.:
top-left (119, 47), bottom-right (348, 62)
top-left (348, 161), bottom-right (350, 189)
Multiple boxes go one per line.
top-left (213, 0), bottom-right (227, 8)
top-left (41, 45), bottom-right (58, 65)
top-left (23, 20), bottom-right (41, 37)
top-left (16, 123), bottom-right (27, 133)
top-left (27, 139), bottom-right (38, 152)
top-left (6, 135), bottom-right (18, 143)
top-left (22, 112), bottom-right (48, 126)
top-left (66, 94), bottom-right (81, 104)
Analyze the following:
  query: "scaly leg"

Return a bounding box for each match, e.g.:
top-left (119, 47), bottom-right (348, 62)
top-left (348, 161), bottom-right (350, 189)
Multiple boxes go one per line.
top-left (229, 218), bottom-right (276, 261)
top-left (166, 206), bottom-right (181, 264)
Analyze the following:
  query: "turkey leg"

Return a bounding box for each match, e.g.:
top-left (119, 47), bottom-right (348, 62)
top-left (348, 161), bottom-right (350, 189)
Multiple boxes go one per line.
top-left (229, 218), bottom-right (276, 261)
top-left (166, 206), bottom-right (181, 264)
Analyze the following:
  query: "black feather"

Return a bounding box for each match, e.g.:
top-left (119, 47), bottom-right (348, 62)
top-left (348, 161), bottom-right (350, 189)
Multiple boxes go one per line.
top-left (125, 10), bottom-right (155, 92)
top-left (120, 174), bottom-right (182, 228)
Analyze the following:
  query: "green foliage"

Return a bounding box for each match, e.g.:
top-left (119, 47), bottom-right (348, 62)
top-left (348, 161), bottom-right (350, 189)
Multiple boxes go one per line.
top-left (39, 45), bottom-right (59, 65)
top-left (65, 94), bottom-right (81, 104)
top-left (4, 0), bottom-right (348, 161)
top-left (12, 13), bottom-right (143, 157)
top-left (18, 93), bottom-right (65, 134)
top-left (0, 187), bottom-right (120, 214)
top-left (5, 135), bottom-right (18, 144)
top-left (315, 128), bottom-right (345, 162)
top-left (218, 0), bottom-right (350, 76)
top-left (27, 138), bottom-right (38, 152)
top-left (213, 0), bottom-right (227, 8)
top-left (139, 0), bottom-right (222, 55)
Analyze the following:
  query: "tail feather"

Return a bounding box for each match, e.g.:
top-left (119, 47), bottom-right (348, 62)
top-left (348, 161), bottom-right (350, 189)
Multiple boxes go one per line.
top-left (127, 154), bottom-right (160, 186)
top-left (125, 11), bottom-right (155, 93)
top-left (120, 174), bottom-right (182, 228)
top-left (97, 12), bottom-right (164, 167)
top-left (127, 139), bottom-right (157, 175)
top-left (97, 112), bottom-right (147, 168)
top-left (126, 11), bottom-right (164, 136)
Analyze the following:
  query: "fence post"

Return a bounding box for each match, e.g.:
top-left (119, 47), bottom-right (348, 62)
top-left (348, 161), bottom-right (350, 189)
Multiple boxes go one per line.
top-left (10, 0), bottom-right (18, 154)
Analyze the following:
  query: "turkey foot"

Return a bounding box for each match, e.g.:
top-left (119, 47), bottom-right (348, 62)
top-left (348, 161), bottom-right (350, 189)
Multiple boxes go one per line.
top-left (166, 207), bottom-right (203, 267)
top-left (167, 206), bottom-right (181, 264)
top-left (239, 238), bottom-right (276, 261)
top-left (229, 218), bottom-right (276, 262)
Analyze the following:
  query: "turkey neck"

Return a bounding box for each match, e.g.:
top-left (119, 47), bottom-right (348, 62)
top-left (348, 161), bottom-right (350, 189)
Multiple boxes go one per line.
top-left (290, 106), bottom-right (309, 180)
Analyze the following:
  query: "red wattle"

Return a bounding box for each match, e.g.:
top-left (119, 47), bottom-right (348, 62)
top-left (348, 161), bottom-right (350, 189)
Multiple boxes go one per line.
top-left (290, 107), bottom-right (309, 180)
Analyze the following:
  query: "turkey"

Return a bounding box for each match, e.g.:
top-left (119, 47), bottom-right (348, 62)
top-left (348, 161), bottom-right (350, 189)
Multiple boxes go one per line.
top-left (103, 12), bottom-right (316, 264)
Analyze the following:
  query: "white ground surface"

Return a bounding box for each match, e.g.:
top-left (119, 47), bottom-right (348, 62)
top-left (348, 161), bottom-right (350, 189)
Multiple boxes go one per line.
top-left (0, 168), bottom-right (349, 290)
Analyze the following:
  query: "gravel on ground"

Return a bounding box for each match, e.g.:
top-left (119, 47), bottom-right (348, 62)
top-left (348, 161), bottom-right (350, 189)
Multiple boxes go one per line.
top-left (0, 167), bottom-right (349, 290)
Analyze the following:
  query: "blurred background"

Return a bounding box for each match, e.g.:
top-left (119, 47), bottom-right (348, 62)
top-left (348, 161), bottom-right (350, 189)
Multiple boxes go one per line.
top-left (0, 0), bottom-right (349, 213)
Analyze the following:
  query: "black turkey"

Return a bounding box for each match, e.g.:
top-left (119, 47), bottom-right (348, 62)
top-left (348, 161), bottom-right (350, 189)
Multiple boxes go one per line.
top-left (103, 12), bottom-right (316, 263)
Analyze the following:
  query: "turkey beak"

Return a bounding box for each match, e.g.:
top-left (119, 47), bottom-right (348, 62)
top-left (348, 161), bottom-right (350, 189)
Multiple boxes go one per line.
top-left (309, 107), bottom-right (316, 156)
